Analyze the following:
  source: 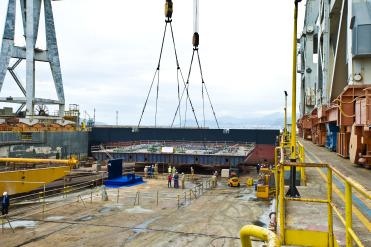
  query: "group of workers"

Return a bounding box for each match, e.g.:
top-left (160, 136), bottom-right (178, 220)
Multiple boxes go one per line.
top-left (167, 172), bottom-right (186, 189)
top-left (166, 165), bottom-right (194, 189)
top-left (144, 164), bottom-right (158, 178)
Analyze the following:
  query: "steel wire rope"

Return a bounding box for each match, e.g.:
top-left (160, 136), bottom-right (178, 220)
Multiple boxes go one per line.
top-left (169, 24), bottom-right (199, 128)
top-left (170, 48), bottom-right (200, 128)
top-left (169, 22), bottom-right (184, 127)
top-left (137, 21), bottom-right (169, 127)
top-left (195, 49), bottom-right (220, 129)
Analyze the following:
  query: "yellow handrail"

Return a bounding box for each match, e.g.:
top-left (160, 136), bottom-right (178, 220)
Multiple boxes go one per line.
top-left (240, 225), bottom-right (280, 247)
top-left (276, 161), bottom-right (370, 247)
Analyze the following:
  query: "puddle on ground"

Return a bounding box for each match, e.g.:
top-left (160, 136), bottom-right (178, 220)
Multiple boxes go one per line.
top-left (2, 220), bottom-right (37, 229)
top-left (127, 217), bottom-right (160, 241)
top-left (99, 207), bottom-right (113, 213)
top-left (125, 206), bottom-right (153, 214)
top-left (76, 215), bottom-right (96, 222)
top-left (46, 216), bottom-right (64, 221)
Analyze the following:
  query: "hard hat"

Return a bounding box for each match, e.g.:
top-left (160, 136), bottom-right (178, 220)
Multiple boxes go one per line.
top-left (3, 191), bottom-right (7, 196)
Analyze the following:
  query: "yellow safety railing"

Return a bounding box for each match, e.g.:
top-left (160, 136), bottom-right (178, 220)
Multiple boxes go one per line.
top-left (276, 162), bottom-right (371, 247)
top-left (240, 225), bottom-right (280, 247)
top-left (297, 142), bottom-right (306, 185)
top-left (274, 142), bottom-right (306, 186)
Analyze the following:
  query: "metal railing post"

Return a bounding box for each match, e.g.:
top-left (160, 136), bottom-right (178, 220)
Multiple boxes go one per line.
top-left (117, 188), bottom-right (120, 203)
top-left (279, 164), bottom-right (285, 244)
top-left (327, 168), bottom-right (334, 247)
top-left (91, 183), bottom-right (94, 203)
top-left (177, 194), bottom-right (180, 208)
top-left (275, 166), bottom-right (279, 216)
top-left (156, 191), bottom-right (159, 207)
top-left (63, 177), bottom-right (66, 198)
top-left (42, 184), bottom-right (46, 219)
top-left (345, 181), bottom-right (352, 247)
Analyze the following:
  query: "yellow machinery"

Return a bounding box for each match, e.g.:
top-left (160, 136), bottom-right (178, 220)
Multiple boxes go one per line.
top-left (0, 157), bottom-right (78, 195)
top-left (228, 171), bottom-right (240, 187)
top-left (256, 167), bottom-right (275, 199)
top-left (246, 177), bottom-right (254, 186)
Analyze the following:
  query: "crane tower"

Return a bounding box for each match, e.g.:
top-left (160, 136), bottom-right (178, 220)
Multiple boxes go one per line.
top-left (0, 0), bottom-right (65, 117)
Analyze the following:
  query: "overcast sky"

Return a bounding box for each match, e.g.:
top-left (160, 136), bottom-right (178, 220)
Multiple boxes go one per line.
top-left (0, 0), bottom-right (305, 126)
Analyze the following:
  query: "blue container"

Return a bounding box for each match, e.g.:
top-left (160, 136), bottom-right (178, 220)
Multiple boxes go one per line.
top-left (108, 159), bottom-right (123, 179)
top-left (326, 123), bottom-right (339, 152)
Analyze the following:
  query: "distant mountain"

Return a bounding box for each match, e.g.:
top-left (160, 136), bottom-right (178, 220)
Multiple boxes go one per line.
top-left (175, 112), bottom-right (293, 129)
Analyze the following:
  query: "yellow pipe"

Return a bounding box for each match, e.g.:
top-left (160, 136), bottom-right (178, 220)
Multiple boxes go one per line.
top-left (0, 157), bottom-right (78, 166)
top-left (284, 163), bottom-right (328, 168)
top-left (275, 147), bottom-right (280, 166)
top-left (284, 91), bottom-right (287, 141)
top-left (290, 0), bottom-right (299, 161)
top-left (345, 181), bottom-right (352, 247)
top-left (284, 197), bottom-right (328, 203)
top-left (327, 168), bottom-right (334, 247)
top-left (275, 163), bottom-right (279, 215)
top-left (279, 164), bottom-right (285, 243)
top-left (240, 225), bottom-right (280, 247)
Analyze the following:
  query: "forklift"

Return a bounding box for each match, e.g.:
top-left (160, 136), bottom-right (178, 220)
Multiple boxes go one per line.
top-left (228, 168), bottom-right (241, 187)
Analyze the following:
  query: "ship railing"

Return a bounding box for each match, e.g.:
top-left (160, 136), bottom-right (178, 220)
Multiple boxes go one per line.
top-left (276, 162), bottom-right (371, 247)
top-left (274, 141), bottom-right (306, 187)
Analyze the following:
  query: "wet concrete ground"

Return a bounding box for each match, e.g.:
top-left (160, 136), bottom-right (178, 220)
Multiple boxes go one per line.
top-left (1, 173), bottom-right (272, 247)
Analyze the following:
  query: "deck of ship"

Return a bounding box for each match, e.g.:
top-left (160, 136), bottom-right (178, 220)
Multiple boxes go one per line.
top-left (283, 139), bottom-right (371, 246)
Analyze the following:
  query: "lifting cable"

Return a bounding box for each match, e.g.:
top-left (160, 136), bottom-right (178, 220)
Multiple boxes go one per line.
top-left (170, 49), bottom-right (200, 128)
top-left (137, 0), bottom-right (199, 128)
top-left (171, 0), bottom-right (219, 129)
top-left (196, 49), bottom-right (220, 129)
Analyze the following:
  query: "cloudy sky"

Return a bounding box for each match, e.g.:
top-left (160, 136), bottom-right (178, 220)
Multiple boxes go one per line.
top-left (0, 0), bottom-right (305, 127)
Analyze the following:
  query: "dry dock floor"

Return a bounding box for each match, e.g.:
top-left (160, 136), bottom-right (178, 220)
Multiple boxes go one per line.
top-left (1, 175), bottom-right (272, 247)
